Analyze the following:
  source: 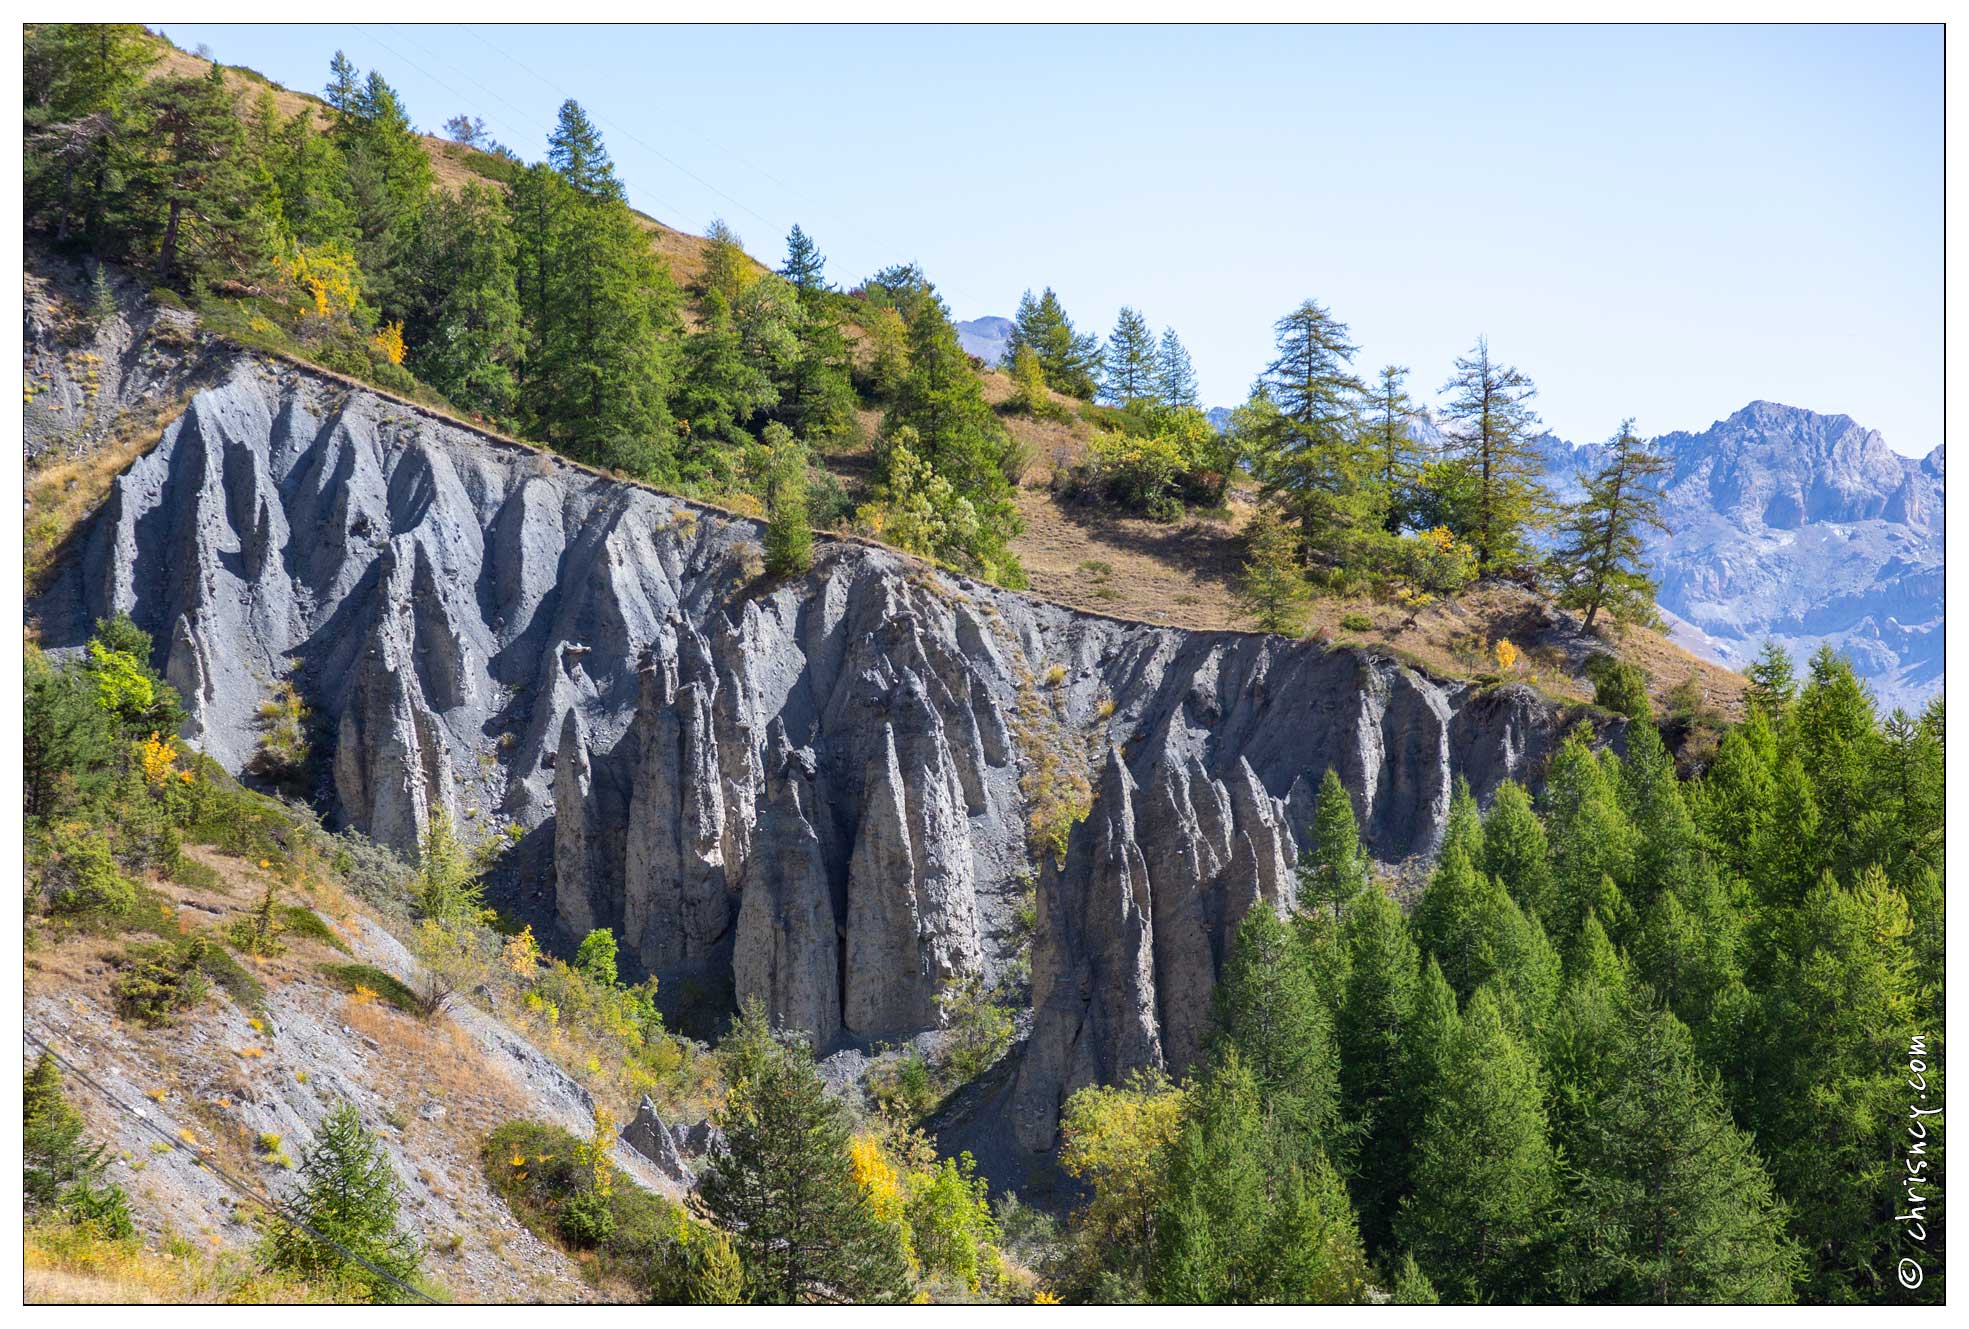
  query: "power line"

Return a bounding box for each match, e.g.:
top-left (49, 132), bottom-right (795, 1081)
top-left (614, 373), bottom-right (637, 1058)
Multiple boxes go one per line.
top-left (24, 1029), bottom-right (440, 1305)
top-left (460, 25), bottom-right (774, 233)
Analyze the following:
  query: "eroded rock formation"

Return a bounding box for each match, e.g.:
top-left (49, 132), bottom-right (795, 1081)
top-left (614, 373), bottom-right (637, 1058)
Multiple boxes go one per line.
top-left (34, 361), bottom-right (1595, 1151)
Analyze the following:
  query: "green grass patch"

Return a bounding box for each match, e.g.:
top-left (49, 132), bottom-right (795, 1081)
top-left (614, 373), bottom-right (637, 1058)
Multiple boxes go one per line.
top-left (319, 963), bottom-right (420, 1015)
top-left (280, 905), bottom-right (349, 954)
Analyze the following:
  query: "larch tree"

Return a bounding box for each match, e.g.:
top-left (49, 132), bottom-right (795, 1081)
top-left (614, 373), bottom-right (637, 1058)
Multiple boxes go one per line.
top-left (1367, 364), bottom-right (1423, 533)
top-left (546, 98), bottom-right (623, 200)
top-left (1005, 287), bottom-right (1100, 399)
top-left (1234, 503), bottom-right (1309, 635)
top-left (1548, 419), bottom-right (1672, 630)
top-left (1101, 305), bottom-right (1160, 405)
top-left (1437, 336), bottom-right (1549, 573)
top-left (1254, 299), bottom-right (1377, 561)
top-left (1155, 326), bottom-right (1199, 408)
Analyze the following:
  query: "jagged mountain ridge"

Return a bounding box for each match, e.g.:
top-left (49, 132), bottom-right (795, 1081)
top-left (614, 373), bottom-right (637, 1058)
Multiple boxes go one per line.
top-left (32, 355), bottom-right (1596, 1156)
top-left (954, 316), bottom-right (1013, 367)
top-left (1533, 402), bottom-right (1943, 711)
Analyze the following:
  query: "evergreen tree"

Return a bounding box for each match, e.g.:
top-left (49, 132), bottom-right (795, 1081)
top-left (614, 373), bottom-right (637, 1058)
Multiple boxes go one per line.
top-left (1548, 419), bottom-right (1672, 630)
top-left (1004, 287), bottom-right (1100, 399)
top-left (1153, 1053), bottom-right (1369, 1304)
top-left (700, 217), bottom-right (752, 307)
top-left (1155, 327), bottom-right (1199, 408)
top-left (25, 1050), bottom-right (131, 1236)
top-left (1437, 337), bottom-right (1549, 573)
top-left (779, 223), bottom-right (829, 296)
top-left (1480, 780), bottom-right (1554, 921)
top-left (546, 98), bottom-right (622, 200)
top-left (1367, 365), bottom-right (1422, 533)
top-left (1208, 907), bottom-right (1339, 1152)
top-left (1740, 869), bottom-right (1919, 1301)
top-left (1101, 305), bottom-right (1160, 405)
top-left (1398, 987), bottom-right (1558, 1302)
top-left (324, 50), bottom-right (361, 120)
top-left (1392, 1252), bottom-right (1440, 1304)
top-left (1540, 726), bottom-right (1637, 948)
top-left (763, 422), bottom-right (815, 575)
top-left (1300, 769), bottom-right (1368, 919)
top-left (271, 105), bottom-right (357, 248)
top-left (1254, 300), bottom-right (1377, 559)
top-left (336, 69), bottom-right (434, 312)
top-left (270, 1102), bottom-right (422, 1302)
top-left (23, 647), bottom-right (118, 820)
top-left (514, 161), bottom-right (679, 465)
top-left (1336, 885), bottom-right (1423, 1251)
top-left (135, 66), bottom-right (274, 286)
top-left (1744, 640), bottom-right (1797, 717)
top-left (1233, 504), bottom-right (1308, 635)
top-left (23, 23), bottom-right (158, 251)
top-left (1563, 996), bottom-right (1801, 1303)
top-left (697, 1009), bottom-right (912, 1304)
top-left (403, 182), bottom-right (523, 418)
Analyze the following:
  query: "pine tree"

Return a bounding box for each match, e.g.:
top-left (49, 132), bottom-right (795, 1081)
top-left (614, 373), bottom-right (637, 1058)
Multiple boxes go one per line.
top-left (1234, 504), bottom-right (1308, 635)
top-left (1563, 996), bottom-right (1801, 1303)
top-left (514, 161), bottom-right (679, 464)
top-left (136, 66), bottom-right (273, 286)
top-left (403, 182), bottom-right (523, 418)
top-left (1740, 869), bottom-right (1918, 1301)
top-left (1548, 419), bottom-right (1672, 630)
top-left (1479, 780), bottom-right (1554, 922)
top-left (25, 1050), bottom-right (128, 1232)
top-left (1004, 287), bottom-right (1100, 399)
top-left (324, 50), bottom-right (361, 121)
top-left (1398, 986), bottom-right (1558, 1302)
top-left (270, 1102), bottom-right (421, 1302)
top-left (1208, 906), bottom-right (1339, 1152)
top-left (336, 69), bottom-right (434, 312)
top-left (547, 99), bottom-right (622, 200)
top-left (1155, 327), bottom-right (1199, 408)
top-left (23, 23), bottom-right (159, 250)
top-left (779, 224), bottom-right (829, 296)
top-left (1336, 885), bottom-right (1423, 1251)
top-left (1392, 1252), bottom-right (1440, 1304)
top-left (1300, 769), bottom-right (1368, 919)
top-left (1437, 337), bottom-right (1549, 573)
top-left (1254, 300), bottom-right (1377, 559)
top-left (1101, 306), bottom-right (1159, 405)
top-left (1744, 640), bottom-right (1797, 717)
top-left (1540, 726), bottom-right (1637, 948)
top-left (1367, 365), bottom-right (1422, 533)
top-left (700, 218), bottom-right (751, 307)
top-left (763, 422), bottom-right (815, 575)
top-left (697, 1009), bottom-right (912, 1304)
top-left (1153, 1053), bottom-right (1369, 1304)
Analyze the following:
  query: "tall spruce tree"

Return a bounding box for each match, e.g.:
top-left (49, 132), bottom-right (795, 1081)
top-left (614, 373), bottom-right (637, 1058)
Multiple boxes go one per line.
top-left (1563, 996), bottom-right (1801, 1303)
top-left (779, 223), bottom-right (829, 296)
top-left (546, 98), bottom-right (623, 200)
top-left (1336, 884), bottom-right (1424, 1252)
top-left (1005, 287), bottom-right (1100, 399)
top-left (697, 1009), bottom-right (912, 1304)
top-left (1301, 769), bottom-right (1369, 919)
top-left (1155, 326), bottom-right (1199, 408)
top-left (1398, 986), bottom-right (1558, 1302)
top-left (1367, 364), bottom-right (1422, 534)
top-left (1438, 336), bottom-right (1549, 573)
top-left (1208, 906), bottom-right (1339, 1153)
top-left (1101, 306), bottom-right (1160, 405)
top-left (1548, 419), bottom-right (1672, 630)
top-left (403, 182), bottom-right (523, 418)
top-left (1254, 300), bottom-right (1376, 558)
top-left (136, 65), bottom-right (272, 286)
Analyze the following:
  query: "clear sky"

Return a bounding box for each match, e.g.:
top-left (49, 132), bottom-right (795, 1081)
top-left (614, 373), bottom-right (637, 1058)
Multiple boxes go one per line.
top-left (157, 22), bottom-right (1943, 455)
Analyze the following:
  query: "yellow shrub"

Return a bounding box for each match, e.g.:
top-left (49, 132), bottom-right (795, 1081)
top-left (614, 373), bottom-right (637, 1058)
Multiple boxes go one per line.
top-left (137, 733), bottom-right (179, 786)
top-left (371, 321), bottom-right (406, 366)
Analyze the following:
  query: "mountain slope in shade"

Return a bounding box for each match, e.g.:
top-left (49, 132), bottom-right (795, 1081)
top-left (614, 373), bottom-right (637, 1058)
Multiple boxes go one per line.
top-left (1537, 402), bottom-right (1942, 712)
top-left (955, 315), bottom-right (1013, 366)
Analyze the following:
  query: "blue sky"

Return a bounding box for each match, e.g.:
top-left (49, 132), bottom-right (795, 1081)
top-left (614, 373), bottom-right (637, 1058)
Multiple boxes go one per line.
top-left (159, 23), bottom-right (1942, 455)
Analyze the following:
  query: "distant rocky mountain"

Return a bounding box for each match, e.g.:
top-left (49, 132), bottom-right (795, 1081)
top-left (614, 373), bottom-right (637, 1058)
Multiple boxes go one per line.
top-left (1533, 402), bottom-right (1942, 712)
top-left (955, 316), bottom-right (1013, 366)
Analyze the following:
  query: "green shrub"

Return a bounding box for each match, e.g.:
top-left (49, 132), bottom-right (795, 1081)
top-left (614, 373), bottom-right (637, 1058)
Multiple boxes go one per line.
top-left (281, 906), bottom-right (349, 953)
top-left (111, 938), bottom-right (211, 1026)
top-left (483, 1120), bottom-right (741, 1303)
top-left (1340, 611), bottom-right (1375, 632)
top-left (38, 824), bottom-right (140, 918)
top-left (321, 963), bottom-right (422, 1016)
top-left (1584, 654), bottom-right (1653, 721)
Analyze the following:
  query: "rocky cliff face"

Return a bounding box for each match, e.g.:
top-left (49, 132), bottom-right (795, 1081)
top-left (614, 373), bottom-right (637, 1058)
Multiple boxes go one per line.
top-left (33, 359), bottom-right (1591, 1152)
